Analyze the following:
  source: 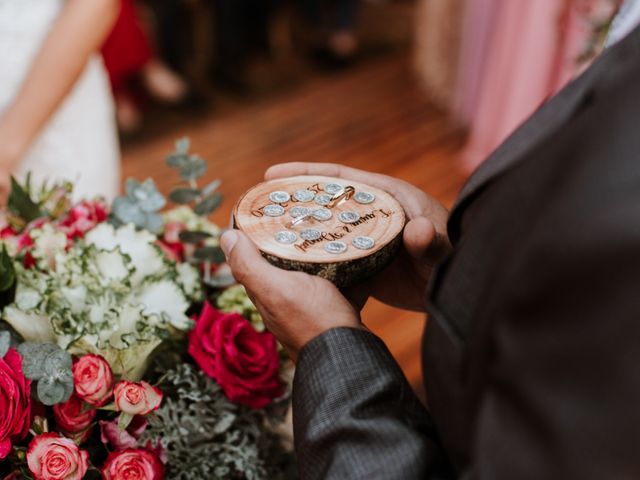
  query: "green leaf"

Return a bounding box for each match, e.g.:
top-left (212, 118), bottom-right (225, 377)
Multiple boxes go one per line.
top-left (169, 187), bottom-right (201, 204)
top-left (145, 213), bottom-right (164, 234)
top-left (0, 245), bottom-right (16, 292)
top-left (166, 153), bottom-right (187, 168)
top-left (0, 331), bottom-right (10, 358)
top-left (194, 246), bottom-right (226, 263)
top-left (37, 375), bottom-right (73, 406)
top-left (17, 343), bottom-right (59, 380)
top-left (118, 412), bottom-right (134, 431)
top-left (175, 137), bottom-right (191, 154)
top-left (179, 156), bottom-right (207, 181)
top-left (202, 179), bottom-right (222, 197)
top-left (178, 230), bottom-right (212, 244)
top-left (7, 176), bottom-right (42, 222)
top-left (204, 273), bottom-right (236, 288)
top-left (194, 193), bottom-right (223, 216)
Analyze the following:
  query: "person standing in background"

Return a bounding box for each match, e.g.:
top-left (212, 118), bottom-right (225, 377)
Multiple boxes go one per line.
top-left (0, 0), bottom-right (121, 202)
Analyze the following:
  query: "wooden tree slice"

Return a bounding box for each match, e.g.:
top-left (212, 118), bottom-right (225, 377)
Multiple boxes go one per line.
top-left (233, 175), bottom-right (406, 287)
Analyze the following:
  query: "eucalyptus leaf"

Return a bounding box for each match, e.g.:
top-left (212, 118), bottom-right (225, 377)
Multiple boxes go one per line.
top-left (169, 187), bottom-right (201, 205)
top-left (194, 193), bottom-right (223, 216)
top-left (133, 179), bottom-right (166, 212)
top-left (204, 273), bottom-right (236, 288)
top-left (145, 213), bottom-right (164, 234)
top-left (175, 137), bottom-right (191, 154)
top-left (8, 176), bottom-right (42, 222)
top-left (178, 231), bottom-right (212, 244)
top-left (202, 179), bottom-right (222, 197)
top-left (0, 331), bottom-right (10, 358)
top-left (112, 197), bottom-right (146, 226)
top-left (17, 343), bottom-right (60, 380)
top-left (194, 246), bottom-right (226, 263)
top-left (179, 156), bottom-right (206, 181)
top-left (37, 375), bottom-right (73, 406)
top-left (124, 178), bottom-right (140, 199)
top-left (42, 349), bottom-right (72, 377)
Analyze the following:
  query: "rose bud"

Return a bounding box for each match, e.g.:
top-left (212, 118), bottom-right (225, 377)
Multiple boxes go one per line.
top-left (114, 381), bottom-right (163, 416)
top-left (27, 432), bottom-right (89, 480)
top-left (52, 394), bottom-right (96, 444)
top-left (72, 354), bottom-right (114, 406)
top-left (102, 448), bottom-right (164, 480)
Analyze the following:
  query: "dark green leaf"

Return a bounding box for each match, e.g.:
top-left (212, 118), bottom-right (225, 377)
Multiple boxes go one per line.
top-left (7, 176), bottom-right (42, 222)
top-left (204, 273), bottom-right (235, 288)
top-left (178, 230), bottom-right (212, 244)
top-left (169, 187), bottom-right (201, 204)
top-left (0, 245), bottom-right (16, 292)
top-left (166, 153), bottom-right (188, 168)
top-left (194, 193), bottom-right (223, 216)
top-left (194, 246), bottom-right (226, 263)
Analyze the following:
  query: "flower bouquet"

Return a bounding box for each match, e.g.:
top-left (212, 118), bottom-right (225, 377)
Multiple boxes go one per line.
top-left (0, 139), bottom-right (295, 479)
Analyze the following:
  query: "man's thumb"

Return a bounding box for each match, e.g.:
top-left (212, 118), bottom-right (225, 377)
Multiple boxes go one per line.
top-left (220, 230), bottom-right (277, 289)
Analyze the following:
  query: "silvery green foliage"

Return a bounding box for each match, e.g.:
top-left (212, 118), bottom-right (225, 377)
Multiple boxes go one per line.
top-left (17, 342), bottom-right (73, 405)
top-left (112, 179), bottom-right (166, 233)
top-left (0, 331), bottom-right (10, 357)
top-left (166, 138), bottom-right (207, 183)
top-left (142, 364), bottom-right (295, 480)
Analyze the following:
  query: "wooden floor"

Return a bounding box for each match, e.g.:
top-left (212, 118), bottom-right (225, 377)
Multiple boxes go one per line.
top-left (122, 54), bottom-right (467, 394)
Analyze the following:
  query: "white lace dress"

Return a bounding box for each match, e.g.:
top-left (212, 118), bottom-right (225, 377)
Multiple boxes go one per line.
top-left (0, 0), bottom-right (120, 201)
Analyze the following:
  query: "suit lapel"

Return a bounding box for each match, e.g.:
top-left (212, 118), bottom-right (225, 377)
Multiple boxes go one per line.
top-left (448, 23), bottom-right (640, 243)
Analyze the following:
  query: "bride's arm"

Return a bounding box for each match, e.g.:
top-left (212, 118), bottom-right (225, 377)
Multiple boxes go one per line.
top-left (0, 0), bottom-right (119, 198)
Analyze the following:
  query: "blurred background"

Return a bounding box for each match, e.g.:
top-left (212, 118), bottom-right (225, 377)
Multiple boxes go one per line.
top-left (0, 0), bottom-right (621, 400)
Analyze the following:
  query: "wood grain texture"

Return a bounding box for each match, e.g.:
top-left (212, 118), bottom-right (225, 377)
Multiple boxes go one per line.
top-left (122, 54), bottom-right (468, 397)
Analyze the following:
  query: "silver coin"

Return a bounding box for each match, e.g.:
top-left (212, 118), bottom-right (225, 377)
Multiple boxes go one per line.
top-left (269, 190), bottom-right (291, 203)
top-left (354, 191), bottom-right (375, 204)
top-left (324, 241), bottom-right (347, 254)
top-left (293, 189), bottom-right (315, 202)
top-left (352, 236), bottom-right (375, 250)
top-left (323, 183), bottom-right (344, 195)
top-left (312, 208), bottom-right (333, 221)
top-left (300, 229), bottom-right (322, 241)
top-left (289, 206), bottom-right (310, 218)
top-left (314, 193), bottom-right (333, 206)
top-left (274, 231), bottom-right (297, 244)
top-left (338, 211), bottom-right (361, 224)
top-left (263, 204), bottom-right (285, 217)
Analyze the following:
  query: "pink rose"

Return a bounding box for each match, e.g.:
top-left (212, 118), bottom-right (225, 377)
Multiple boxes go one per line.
top-left (102, 449), bottom-right (164, 480)
top-left (72, 354), bottom-right (113, 406)
top-left (53, 394), bottom-right (96, 442)
top-left (27, 433), bottom-right (89, 480)
top-left (114, 381), bottom-right (163, 416)
top-left (188, 303), bottom-right (283, 409)
top-left (59, 200), bottom-right (108, 240)
top-left (100, 416), bottom-right (148, 451)
top-left (0, 348), bottom-right (31, 459)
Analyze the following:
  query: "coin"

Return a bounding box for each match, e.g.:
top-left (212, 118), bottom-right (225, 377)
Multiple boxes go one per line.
top-left (312, 208), bottom-right (332, 221)
top-left (354, 191), bottom-right (375, 204)
top-left (293, 189), bottom-right (315, 202)
top-left (352, 236), bottom-right (375, 250)
top-left (269, 191), bottom-right (291, 204)
top-left (300, 229), bottom-right (322, 241)
top-left (314, 193), bottom-right (332, 206)
top-left (338, 211), bottom-right (361, 224)
top-left (263, 204), bottom-right (285, 217)
top-left (324, 183), bottom-right (344, 195)
top-left (274, 231), bottom-right (297, 244)
top-left (289, 206), bottom-right (310, 218)
top-left (324, 241), bottom-right (347, 254)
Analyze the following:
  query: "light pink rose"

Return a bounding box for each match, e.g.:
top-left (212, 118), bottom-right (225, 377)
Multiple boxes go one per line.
top-left (114, 381), bottom-right (163, 416)
top-left (27, 433), bottom-right (89, 480)
top-left (102, 449), bottom-right (164, 480)
top-left (72, 354), bottom-right (113, 406)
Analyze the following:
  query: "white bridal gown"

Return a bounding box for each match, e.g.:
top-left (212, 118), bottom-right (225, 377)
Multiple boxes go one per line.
top-left (0, 0), bottom-right (120, 201)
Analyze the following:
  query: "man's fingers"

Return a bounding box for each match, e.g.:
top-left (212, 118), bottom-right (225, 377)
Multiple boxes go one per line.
top-left (220, 230), bottom-right (284, 296)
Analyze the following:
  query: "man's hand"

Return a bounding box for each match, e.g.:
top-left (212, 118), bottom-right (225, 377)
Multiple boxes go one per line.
top-left (265, 162), bottom-right (451, 312)
top-left (221, 229), bottom-right (363, 362)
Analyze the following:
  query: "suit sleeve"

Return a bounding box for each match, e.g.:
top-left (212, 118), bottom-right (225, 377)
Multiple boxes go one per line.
top-left (292, 327), bottom-right (454, 479)
top-left (461, 187), bottom-right (640, 479)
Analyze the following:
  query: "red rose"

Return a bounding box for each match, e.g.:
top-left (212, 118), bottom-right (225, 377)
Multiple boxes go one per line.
top-left (102, 449), bottom-right (165, 480)
top-left (0, 348), bottom-right (31, 459)
top-left (27, 432), bottom-right (89, 480)
top-left (188, 303), bottom-right (283, 409)
top-left (60, 200), bottom-right (108, 240)
top-left (53, 394), bottom-right (96, 442)
top-left (114, 381), bottom-right (163, 416)
top-left (72, 354), bottom-right (113, 406)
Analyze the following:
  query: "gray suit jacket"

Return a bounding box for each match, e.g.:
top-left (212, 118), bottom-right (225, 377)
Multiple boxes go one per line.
top-left (292, 23), bottom-right (640, 480)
